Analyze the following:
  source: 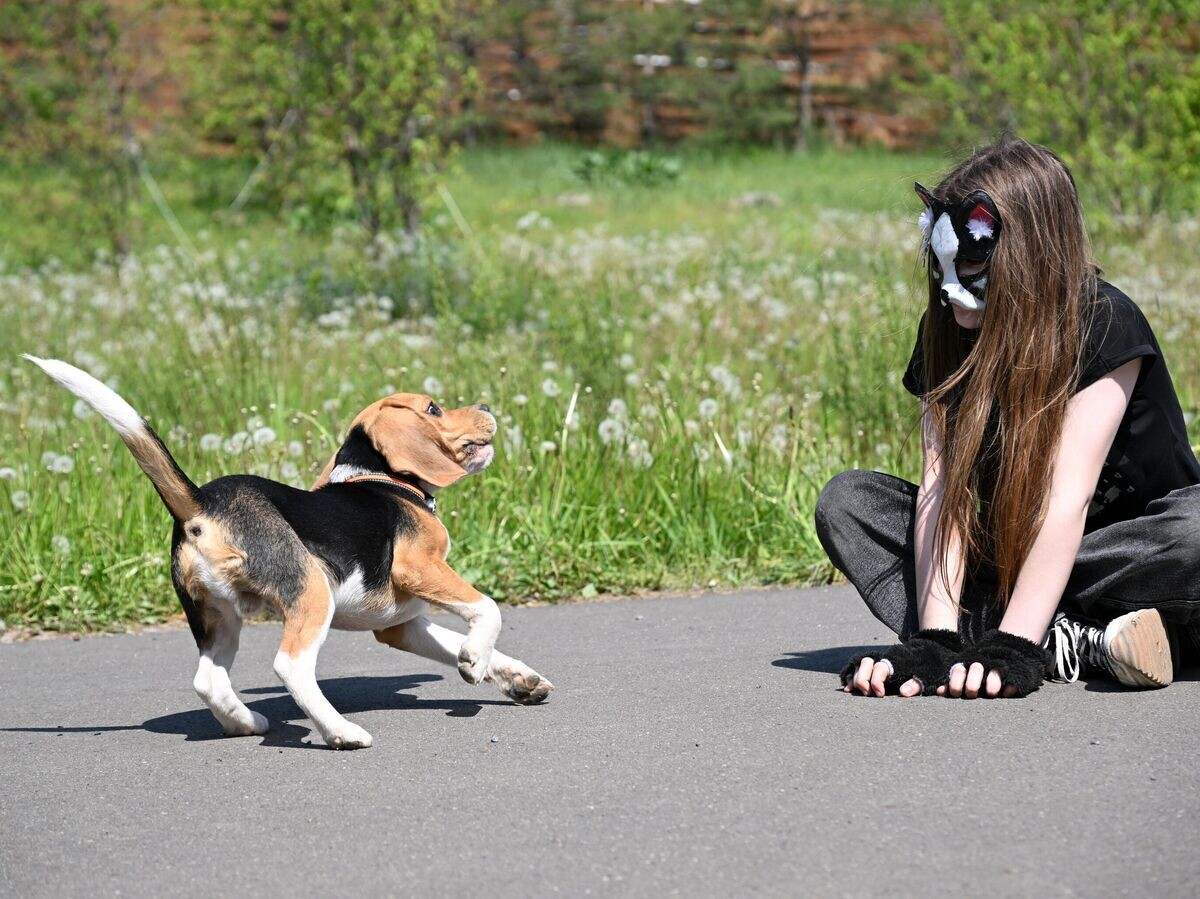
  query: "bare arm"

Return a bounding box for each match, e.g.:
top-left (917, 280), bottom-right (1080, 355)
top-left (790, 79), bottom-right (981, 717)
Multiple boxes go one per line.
top-left (943, 357), bottom-right (1141, 699)
top-left (998, 358), bottom-right (1141, 641)
top-left (915, 401), bottom-right (965, 632)
top-left (849, 402), bottom-right (965, 697)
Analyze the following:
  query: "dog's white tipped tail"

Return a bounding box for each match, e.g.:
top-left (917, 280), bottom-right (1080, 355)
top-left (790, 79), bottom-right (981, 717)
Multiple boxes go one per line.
top-left (23, 354), bottom-right (201, 520)
top-left (22, 355), bottom-right (143, 436)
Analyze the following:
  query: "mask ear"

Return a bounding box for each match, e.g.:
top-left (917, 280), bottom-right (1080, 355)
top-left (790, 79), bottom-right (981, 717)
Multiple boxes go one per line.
top-left (915, 182), bottom-right (937, 245)
top-left (962, 189), bottom-right (1002, 242)
top-left (365, 405), bottom-right (468, 489)
top-left (914, 182), bottom-right (937, 209)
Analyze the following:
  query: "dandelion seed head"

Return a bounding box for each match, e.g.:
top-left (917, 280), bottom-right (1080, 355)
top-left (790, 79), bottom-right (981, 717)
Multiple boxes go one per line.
top-left (51, 535), bottom-right (71, 556)
top-left (598, 418), bottom-right (625, 445)
top-left (0, 467), bottom-right (16, 481)
top-left (541, 379), bottom-right (560, 398)
top-left (199, 434), bottom-right (222, 452)
top-left (698, 398), bottom-right (719, 420)
top-left (11, 490), bottom-right (30, 511)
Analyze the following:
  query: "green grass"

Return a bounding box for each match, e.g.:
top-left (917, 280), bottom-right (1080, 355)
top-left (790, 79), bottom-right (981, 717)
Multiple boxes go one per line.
top-left (1, 144), bottom-right (1198, 632)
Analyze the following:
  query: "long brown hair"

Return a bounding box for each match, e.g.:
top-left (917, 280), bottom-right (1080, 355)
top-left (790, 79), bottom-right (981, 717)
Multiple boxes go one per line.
top-left (921, 138), bottom-right (1098, 605)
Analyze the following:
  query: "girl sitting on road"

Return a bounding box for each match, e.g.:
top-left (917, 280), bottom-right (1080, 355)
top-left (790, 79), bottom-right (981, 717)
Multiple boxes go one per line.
top-left (814, 137), bottom-right (1200, 698)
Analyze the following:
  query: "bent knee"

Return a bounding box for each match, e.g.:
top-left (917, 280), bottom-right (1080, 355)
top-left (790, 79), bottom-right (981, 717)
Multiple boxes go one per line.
top-left (815, 469), bottom-right (874, 529)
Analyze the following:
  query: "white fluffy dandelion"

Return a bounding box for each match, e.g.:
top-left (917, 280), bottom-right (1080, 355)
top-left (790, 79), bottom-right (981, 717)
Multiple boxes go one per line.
top-left (423, 376), bottom-right (443, 396)
top-left (223, 432), bottom-right (250, 454)
top-left (199, 434), bottom-right (222, 452)
top-left (698, 398), bottom-right (719, 420)
top-left (513, 393), bottom-right (528, 407)
top-left (627, 438), bottom-right (654, 469)
top-left (541, 379), bottom-right (561, 398)
top-left (51, 535), bottom-right (71, 556)
top-left (12, 490), bottom-right (30, 511)
top-left (598, 418), bottom-right (625, 445)
top-left (504, 425), bottom-right (525, 455)
top-left (540, 440), bottom-right (557, 453)
top-left (252, 427), bottom-right (276, 447)
top-left (72, 399), bottom-right (95, 420)
top-left (607, 398), bottom-right (629, 421)
top-left (50, 455), bottom-right (75, 474)
top-left (0, 467), bottom-right (16, 481)
top-left (287, 440), bottom-right (304, 458)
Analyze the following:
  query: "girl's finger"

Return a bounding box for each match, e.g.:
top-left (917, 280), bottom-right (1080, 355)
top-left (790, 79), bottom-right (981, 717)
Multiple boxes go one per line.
top-left (870, 660), bottom-right (891, 697)
top-left (985, 669), bottom-right (1003, 697)
top-left (964, 662), bottom-right (985, 698)
top-left (853, 658), bottom-right (874, 695)
top-left (947, 662), bottom-right (967, 697)
top-left (899, 677), bottom-right (922, 697)
top-left (1003, 685), bottom-right (1018, 697)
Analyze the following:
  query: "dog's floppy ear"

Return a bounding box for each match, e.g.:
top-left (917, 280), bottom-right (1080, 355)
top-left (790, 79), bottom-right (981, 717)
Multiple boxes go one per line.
top-left (364, 401), bottom-right (468, 489)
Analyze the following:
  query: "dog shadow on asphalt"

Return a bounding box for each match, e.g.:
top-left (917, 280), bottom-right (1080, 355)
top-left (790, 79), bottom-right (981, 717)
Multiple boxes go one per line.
top-left (773, 645), bottom-right (878, 675)
top-left (1, 673), bottom-right (515, 750)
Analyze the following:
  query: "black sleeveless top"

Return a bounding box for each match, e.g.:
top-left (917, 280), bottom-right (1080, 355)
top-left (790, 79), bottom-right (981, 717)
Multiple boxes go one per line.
top-left (902, 280), bottom-right (1200, 533)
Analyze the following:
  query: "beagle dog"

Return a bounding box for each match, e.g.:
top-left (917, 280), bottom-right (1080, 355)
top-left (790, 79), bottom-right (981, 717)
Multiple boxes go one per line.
top-left (26, 356), bottom-right (552, 749)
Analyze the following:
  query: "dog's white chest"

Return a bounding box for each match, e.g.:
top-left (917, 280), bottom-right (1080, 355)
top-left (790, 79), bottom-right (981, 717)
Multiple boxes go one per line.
top-left (328, 568), bottom-right (426, 631)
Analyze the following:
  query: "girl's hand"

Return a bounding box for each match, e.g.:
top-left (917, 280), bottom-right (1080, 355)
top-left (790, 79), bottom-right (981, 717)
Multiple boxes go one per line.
top-left (842, 657), bottom-right (924, 698)
top-left (935, 662), bottom-right (1019, 698)
top-left (839, 629), bottom-right (962, 698)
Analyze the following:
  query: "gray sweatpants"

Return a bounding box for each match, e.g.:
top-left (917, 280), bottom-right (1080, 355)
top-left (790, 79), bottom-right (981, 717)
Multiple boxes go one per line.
top-left (814, 469), bottom-right (1200, 661)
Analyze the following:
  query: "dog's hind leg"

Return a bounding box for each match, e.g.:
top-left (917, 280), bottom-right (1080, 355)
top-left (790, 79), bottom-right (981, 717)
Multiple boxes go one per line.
top-left (193, 603), bottom-right (269, 736)
top-left (374, 616), bottom-right (553, 704)
top-left (273, 558), bottom-right (372, 749)
top-left (175, 543), bottom-right (267, 737)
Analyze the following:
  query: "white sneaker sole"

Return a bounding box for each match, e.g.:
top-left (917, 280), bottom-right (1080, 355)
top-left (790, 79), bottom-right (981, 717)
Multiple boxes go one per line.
top-left (1104, 609), bottom-right (1173, 689)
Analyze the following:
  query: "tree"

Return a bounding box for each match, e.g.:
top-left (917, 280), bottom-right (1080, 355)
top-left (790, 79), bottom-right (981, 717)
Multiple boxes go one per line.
top-left (202, 0), bottom-right (472, 237)
top-left (0, 1), bottom-right (164, 259)
top-left (919, 0), bottom-right (1200, 214)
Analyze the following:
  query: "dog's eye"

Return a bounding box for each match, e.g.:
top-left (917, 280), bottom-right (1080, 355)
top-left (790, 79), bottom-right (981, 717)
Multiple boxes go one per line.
top-left (426, 402), bottom-right (442, 417)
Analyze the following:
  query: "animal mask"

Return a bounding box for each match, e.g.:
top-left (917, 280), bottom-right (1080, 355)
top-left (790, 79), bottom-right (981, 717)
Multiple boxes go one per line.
top-left (916, 182), bottom-right (1003, 311)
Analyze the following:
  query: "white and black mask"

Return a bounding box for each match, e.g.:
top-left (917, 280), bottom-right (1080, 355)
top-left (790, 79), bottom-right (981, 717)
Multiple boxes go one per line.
top-left (916, 182), bottom-right (1003, 311)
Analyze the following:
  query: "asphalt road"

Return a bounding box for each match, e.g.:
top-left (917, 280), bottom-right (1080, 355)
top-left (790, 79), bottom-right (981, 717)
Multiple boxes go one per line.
top-left (1, 586), bottom-right (1197, 898)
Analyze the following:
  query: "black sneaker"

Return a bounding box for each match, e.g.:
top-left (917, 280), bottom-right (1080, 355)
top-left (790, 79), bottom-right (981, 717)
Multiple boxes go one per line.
top-left (1044, 609), bottom-right (1173, 689)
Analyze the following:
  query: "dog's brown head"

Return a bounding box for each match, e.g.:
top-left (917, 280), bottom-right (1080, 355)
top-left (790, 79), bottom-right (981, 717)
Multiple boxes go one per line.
top-left (313, 393), bottom-right (496, 490)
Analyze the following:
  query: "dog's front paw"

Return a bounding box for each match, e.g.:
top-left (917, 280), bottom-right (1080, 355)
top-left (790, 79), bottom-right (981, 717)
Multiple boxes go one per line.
top-left (322, 720), bottom-right (373, 750)
top-left (458, 644), bottom-right (491, 685)
top-left (490, 663), bottom-right (554, 705)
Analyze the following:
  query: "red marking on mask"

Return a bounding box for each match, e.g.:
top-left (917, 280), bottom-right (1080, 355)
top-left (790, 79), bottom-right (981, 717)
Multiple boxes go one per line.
top-left (967, 203), bottom-right (994, 227)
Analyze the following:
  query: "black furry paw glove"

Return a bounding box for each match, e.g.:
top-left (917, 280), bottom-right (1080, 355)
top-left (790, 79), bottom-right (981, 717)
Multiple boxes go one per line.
top-left (955, 630), bottom-right (1050, 697)
top-left (840, 629), bottom-right (962, 696)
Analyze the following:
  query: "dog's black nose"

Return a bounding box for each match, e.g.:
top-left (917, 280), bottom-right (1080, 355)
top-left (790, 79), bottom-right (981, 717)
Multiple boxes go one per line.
top-left (477, 403), bottom-right (490, 413)
top-left (939, 287), bottom-right (951, 307)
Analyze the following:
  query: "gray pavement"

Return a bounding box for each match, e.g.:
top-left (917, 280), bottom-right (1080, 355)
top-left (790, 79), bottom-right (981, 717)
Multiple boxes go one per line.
top-left (1, 586), bottom-right (1197, 898)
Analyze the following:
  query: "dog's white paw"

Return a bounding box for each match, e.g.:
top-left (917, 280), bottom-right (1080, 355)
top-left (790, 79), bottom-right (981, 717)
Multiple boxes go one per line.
top-left (490, 663), bottom-right (554, 705)
top-left (458, 644), bottom-right (490, 685)
top-left (222, 710), bottom-right (270, 737)
top-left (323, 721), bottom-right (373, 750)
